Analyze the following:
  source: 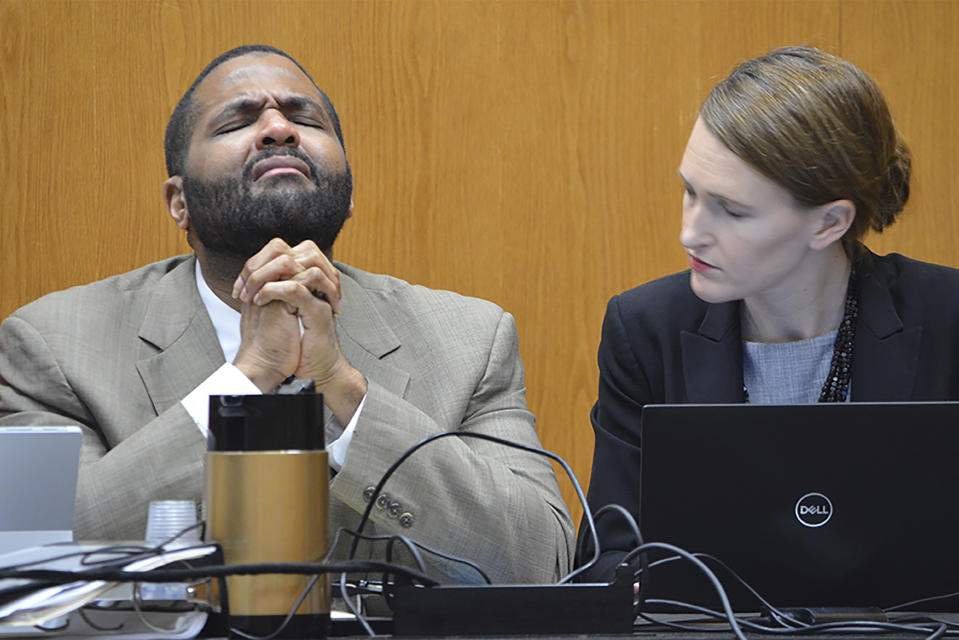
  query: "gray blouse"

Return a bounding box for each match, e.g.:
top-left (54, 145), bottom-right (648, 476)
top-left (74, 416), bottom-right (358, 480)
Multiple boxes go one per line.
top-left (742, 331), bottom-right (838, 404)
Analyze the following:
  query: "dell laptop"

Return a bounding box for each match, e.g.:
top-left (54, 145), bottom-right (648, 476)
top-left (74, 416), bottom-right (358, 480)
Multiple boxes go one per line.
top-left (639, 402), bottom-right (959, 612)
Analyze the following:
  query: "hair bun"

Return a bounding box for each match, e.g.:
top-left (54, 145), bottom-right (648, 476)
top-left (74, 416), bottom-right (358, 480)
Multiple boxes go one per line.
top-left (875, 140), bottom-right (911, 231)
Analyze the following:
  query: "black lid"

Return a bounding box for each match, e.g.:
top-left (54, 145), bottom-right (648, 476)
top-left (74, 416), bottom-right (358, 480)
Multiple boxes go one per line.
top-left (208, 393), bottom-right (326, 452)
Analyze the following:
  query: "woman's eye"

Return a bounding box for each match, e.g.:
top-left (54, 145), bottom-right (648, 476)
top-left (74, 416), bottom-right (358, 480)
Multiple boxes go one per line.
top-left (720, 203), bottom-right (745, 218)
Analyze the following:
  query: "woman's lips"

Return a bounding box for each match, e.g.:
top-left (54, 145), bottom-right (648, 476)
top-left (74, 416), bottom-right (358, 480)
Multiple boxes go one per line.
top-left (688, 254), bottom-right (717, 273)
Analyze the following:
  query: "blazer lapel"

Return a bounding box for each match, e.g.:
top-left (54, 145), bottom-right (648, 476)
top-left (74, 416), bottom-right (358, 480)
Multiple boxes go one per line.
top-left (850, 266), bottom-right (921, 401)
top-left (335, 266), bottom-right (411, 399)
top-left (133, 258), bottom-right (416, 415)
top-left (681, 301), bottom-right (745, 402)
top-left (135, 257), bottom-right (225, 415)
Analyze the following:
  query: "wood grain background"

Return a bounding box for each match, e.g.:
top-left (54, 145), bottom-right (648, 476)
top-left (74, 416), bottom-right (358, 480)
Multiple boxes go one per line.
top-left (3, 0), bottom-right (958, 525)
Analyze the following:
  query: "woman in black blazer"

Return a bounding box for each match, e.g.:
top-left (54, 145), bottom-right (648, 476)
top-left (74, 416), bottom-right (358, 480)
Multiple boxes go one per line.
top-left (578, 46), bottom-right (959, 581)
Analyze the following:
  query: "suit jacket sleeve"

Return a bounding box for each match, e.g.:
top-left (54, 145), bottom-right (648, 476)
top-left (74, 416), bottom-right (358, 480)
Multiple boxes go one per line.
top-left (329, 310), bottom-right (574, 584)
top-left (0, 314), bottom-right (207, 540)
top-left (576, 293), bottom-right (651, 581)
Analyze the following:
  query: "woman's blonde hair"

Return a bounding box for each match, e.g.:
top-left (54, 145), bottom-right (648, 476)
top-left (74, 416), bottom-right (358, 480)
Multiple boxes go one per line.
top-left (701, 46), bottom-right (910, 253)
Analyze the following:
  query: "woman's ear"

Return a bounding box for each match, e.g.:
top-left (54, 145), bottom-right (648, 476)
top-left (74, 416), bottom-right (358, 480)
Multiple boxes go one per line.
top-left (810, 199), bottom-right (855, 251)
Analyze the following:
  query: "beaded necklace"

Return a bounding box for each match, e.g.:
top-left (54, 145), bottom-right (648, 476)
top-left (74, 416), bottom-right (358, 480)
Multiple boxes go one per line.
top-left (743, 269), bottom-right (858, 403)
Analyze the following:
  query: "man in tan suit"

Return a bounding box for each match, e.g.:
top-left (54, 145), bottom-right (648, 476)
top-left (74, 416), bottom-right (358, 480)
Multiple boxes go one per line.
top-left (0, 45), bottom-right (573, 584)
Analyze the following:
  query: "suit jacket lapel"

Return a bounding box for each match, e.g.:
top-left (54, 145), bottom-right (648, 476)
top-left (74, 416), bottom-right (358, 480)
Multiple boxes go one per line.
top-left (335, 266), bottom-right (411, 399)
top-left (133, 258), bottom-right (415, 416)
top-left (850, 264), bottom-right (921, 400)
top-left (681, 302), bottom-right (743, 402)
top-left (135, 257), bottom-right (225, 415)
top-left (681, 300), bottom-right (744, 402)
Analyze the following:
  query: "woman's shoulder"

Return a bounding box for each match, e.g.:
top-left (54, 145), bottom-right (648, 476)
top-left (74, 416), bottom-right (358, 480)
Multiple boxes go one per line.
top-left (860, 250), bottom-right (959, 327)
top-left (864, 250), bottom-right (959, 291)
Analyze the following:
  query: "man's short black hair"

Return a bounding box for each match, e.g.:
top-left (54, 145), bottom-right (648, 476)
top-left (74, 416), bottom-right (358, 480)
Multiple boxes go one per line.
top-left (163, 44), bottom-right (345, 177)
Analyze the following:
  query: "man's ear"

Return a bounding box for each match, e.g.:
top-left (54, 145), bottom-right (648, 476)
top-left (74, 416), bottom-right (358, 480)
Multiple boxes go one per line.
top-left (347, 197), bottom-right (354, 220)
top-left (163, 176), bottom-right (190, 230)
top-left (810, 199), bottom-right (855, 251)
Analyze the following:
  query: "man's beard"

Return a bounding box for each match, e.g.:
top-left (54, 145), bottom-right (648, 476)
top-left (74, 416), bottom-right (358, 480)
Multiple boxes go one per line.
top-left (182, 148), bottom-right (353, 259)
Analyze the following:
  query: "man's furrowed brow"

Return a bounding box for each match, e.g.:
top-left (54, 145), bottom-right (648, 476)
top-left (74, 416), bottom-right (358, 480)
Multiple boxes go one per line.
top-left (210, 98), bottom-right (264, 125)
top-left (210, 95), bottom-right (327, 124)
top-left (279, 95), bottom-right (328, 117)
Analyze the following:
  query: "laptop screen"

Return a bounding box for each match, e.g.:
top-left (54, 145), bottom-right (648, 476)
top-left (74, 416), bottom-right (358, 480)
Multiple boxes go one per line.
top-left (0, 426), bottom-right (82, 555)
top-left (639, 402), bottom-right (959, 612)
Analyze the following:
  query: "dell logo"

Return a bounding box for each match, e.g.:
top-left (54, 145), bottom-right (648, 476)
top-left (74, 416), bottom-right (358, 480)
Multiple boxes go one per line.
top-left (795, 492), bottom-right (833, 528)
top-left (799, 505), bottom-right (829, 516)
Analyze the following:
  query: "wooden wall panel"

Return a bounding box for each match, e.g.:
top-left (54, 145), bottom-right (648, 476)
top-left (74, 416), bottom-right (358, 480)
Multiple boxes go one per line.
top-left (2, 0), bottom-right (954, 531)
top-left (842, 0), bottom-right (959, 266)
top-left (1, 2), bottom-right (102, 303)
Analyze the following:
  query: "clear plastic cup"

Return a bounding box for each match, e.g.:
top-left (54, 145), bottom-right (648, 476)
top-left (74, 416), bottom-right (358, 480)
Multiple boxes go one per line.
top-left (145, 500), bottom-right (200, 543)
top-left (139, 500), bottom-right (200, 602)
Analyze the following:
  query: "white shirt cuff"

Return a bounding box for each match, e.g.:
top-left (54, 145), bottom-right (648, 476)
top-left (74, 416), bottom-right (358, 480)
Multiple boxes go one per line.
top-left (181, 363), bottom-right (262, 437)
top-left (328, 393), bottom-right (366, 472)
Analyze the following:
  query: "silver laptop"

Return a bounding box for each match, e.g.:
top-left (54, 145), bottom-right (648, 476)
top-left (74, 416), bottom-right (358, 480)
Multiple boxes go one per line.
top-left (0, 426), bottom-right (82, 555)
top-left (639, 403), bottom-right (959, 612)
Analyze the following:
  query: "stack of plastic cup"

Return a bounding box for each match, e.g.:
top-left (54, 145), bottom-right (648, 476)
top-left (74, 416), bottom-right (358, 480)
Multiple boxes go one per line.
top-left (140, 500), bottom-right (200, 601)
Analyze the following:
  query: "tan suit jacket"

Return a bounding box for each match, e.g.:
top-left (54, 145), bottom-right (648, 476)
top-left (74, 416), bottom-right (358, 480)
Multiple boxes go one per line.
top-left (0, 255), bottom-right (573, 583)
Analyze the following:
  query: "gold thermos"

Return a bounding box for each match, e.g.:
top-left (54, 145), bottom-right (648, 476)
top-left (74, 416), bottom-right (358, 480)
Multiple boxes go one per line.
top-left (204, 392), bottom-right (329, 638)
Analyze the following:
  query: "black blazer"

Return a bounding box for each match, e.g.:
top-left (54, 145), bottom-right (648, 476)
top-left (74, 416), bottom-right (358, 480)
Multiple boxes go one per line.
top-left (577, 249), bottom-right (959, 580)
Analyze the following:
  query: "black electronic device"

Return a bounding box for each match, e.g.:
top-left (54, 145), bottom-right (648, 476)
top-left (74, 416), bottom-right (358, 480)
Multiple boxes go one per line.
top-left (388, 565), bottom-right (634, 636)
top-left (639, 402), bottom-right (959, 612)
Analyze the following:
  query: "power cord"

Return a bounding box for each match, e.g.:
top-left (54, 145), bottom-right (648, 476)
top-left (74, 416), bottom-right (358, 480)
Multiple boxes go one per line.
top-left (628, 546), bottom-right (959, 640)
top-left (345, 430), bottom-right (599, 585)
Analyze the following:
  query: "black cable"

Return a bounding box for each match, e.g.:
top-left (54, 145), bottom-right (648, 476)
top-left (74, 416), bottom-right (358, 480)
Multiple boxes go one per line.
top-left (77, 606), bottom-right (124, 632)
top-left (0, 536), bottom-right (430, 640)
top-left (396, 541), bottom-right (491, 585)
top-left (322, 527), bottom-right (376, 636)
top-left (79, 545), bottom-right (162, 566)
top-left (631, 550), bottom-right (808, 629)
top-left (365, 529), bottom-right (492, 585)
top-left (892, 614), bottom-right (959, 638)
top-left (0, 559), bottom-right (439, 586)
top-left (578, 504), bottom-right (648, 608)
top-left (346, 430), bottom-right (598, 584)
top-left (619, 542), bottom-right (748, 640)
top-left (636, 599), bottom-right (806, 634)
top-left (230, 575), bottom-right (322, 640)
top-left (326, 527), bottom-right (492, 586)
top-left (152, 521), bottom-right (206, 549)
top-left (131, 584), bottom-right (195, 635)
top-left (32, 616), bottom-right (69, 632)
top-left (787, 620), bottom-right (949, 637)
top-left (574, 503), bottom-right (642, 564)
top-left (382, 534), bottom-right (428, 578)
top-left (332, 530), bottom-right (429, 635)
top-left (886, 591), bottom-right (959, 612)
top-left (639, 598), bottom-right (952, 638)
top-left (340, 571), bottom-right (373, 636)
top-left (1, 544), bottom-right (152, 572)
top-left (631, 547), bottom-right (959, 640)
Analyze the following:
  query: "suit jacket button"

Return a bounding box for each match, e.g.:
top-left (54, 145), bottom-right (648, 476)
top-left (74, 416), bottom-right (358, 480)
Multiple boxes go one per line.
top-left (388, 501), bottom-right (402, 518)
top-left (363, 486), bottom-right (376, 503)
top-left (399, 512), bottom-right (414, 528)
top-left (375, 493), bottom-right (390, 510)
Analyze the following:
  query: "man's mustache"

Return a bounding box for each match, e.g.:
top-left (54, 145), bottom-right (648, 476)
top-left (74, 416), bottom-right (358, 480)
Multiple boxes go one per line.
top-left (241, 148), bottom-right (320, 186)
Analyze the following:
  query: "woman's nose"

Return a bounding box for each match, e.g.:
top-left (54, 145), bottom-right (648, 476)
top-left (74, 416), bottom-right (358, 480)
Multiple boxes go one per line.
top-left (679, 198), bottom-right (710, 249)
